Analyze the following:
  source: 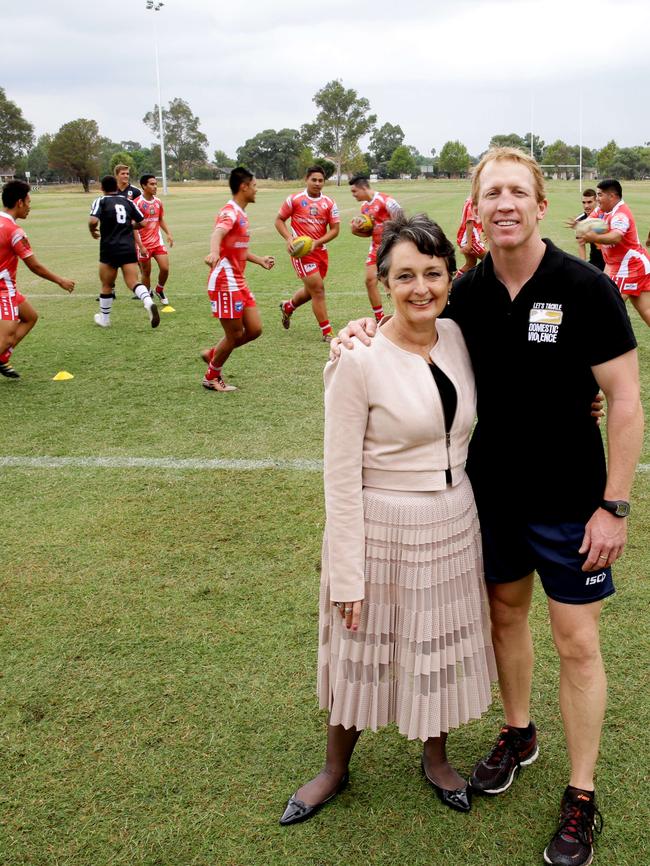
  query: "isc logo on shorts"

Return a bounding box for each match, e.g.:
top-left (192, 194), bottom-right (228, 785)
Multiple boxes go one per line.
top-left (210, 301), bottom-right (218, 313)
top-left (234, 301), bottom-right (244, 312)
top-left (585, 572), bottom-right (607, 585)
top-left (304, 262), bottom-right (318, 274)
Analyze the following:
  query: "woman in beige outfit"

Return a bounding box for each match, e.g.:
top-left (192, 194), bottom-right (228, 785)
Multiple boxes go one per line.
top-left (280, 214), bottom-right (496, 825)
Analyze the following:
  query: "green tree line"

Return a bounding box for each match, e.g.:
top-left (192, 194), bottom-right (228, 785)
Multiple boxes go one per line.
top-left (2, 84), bottom-right (650, 191)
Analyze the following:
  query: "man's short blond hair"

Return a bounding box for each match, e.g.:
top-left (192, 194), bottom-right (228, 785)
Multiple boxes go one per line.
top-left (471, 147), bottom-right (546, 205)
top-left (113, 164), bottom-right (130, 176)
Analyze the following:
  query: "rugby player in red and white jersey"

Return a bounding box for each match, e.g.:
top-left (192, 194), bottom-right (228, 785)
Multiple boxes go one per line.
top-left (135, 174), bottom-right (174, 306)
top-left (582, 178), bottom-right (650, 327)
top-left (348, 175), bottom-right (402, 322)
top-left (201, 167), bottom-right (275, 392)
top-left (0, 180), bottom-right (75, 379)
top-left (275, 165), bottom-right (340, 341)
top-left (456, 195), bottom-right (487, 275)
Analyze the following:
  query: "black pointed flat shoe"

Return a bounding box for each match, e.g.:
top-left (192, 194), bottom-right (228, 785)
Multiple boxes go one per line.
top-left (279, 772), bottom-right (350, 826)
top-left (421, 760), bottom-right (472, 813)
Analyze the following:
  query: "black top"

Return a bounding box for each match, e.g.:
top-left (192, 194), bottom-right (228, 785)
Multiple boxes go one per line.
top-left (117, 184), bottom-right (141, 201)
top-left (90, 194), bottom-right (144, 259)
top-left (576, 212), bottom-right (605, 270)
top-left (447, 240), bottom-right (637, 521)
top-left (429, 363), bottom-right (457, 432)
top-left (429, 362), bottom-right (457, 485)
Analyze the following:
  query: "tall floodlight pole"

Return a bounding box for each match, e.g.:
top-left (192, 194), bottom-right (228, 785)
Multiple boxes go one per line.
top-left (146, 1), bottom-right (168, 194)
top-left (530, 93), bottom-right (535, 159)
top-left (578, 91), bottom-right (584, 193)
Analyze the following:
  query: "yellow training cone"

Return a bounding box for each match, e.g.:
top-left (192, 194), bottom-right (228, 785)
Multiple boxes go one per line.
top-left (52, 371), bottom-right (74, 381)
top-left (161, 305), bottom-right (175, 313)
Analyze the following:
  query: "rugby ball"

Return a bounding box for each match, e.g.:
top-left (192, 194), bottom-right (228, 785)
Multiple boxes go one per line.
top-left (575, 217), bottom-right (608, 239)
top-left (351, 213), bottom-right (374, 237)
top-left (289, 235), bottom-right (313, 258)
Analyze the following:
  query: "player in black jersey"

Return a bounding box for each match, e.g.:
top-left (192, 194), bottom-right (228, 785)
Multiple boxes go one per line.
top-left (89, 175), bottom-right (160, 328)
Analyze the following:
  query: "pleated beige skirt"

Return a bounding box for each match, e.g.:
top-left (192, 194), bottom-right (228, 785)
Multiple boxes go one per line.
top-left (318, 474), bottom-right (497, 742)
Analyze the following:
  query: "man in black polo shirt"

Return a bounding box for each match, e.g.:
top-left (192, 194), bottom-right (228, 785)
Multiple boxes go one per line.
top-left (333, 148), bottom-right (643, 866)
top-left (89, 175), bottom-right (160, 328)
top-left (452, 147), bottom-right (641, 864)
top-left (114, 164), bottom-right (141, 201)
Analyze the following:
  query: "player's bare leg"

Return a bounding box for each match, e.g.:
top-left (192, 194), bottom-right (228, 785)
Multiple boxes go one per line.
top-left (365, 264), bottom-right (384, 321)
top-left (122, 262), bottom-right (159, 328)
top-left (12, 300), bottom-right (38, 347)
top-left (138, 257), bottom-right (152, 290)
top-left (203, 309), bottom-right (262, 392)
top-left (0, 319), bottom-right (21, 377)
top-left (152, 253), bottom-right (170, 305)
top-left (94, 263), bottom-right (119, 327)
top-left (302, 272), bottom-right (332, 341)
top-left (628, 292), bottom-right (650, 327)
top-left (0, 301), bottom-right (39, 377)
top-left (0, 320), bottom-right (19, 355)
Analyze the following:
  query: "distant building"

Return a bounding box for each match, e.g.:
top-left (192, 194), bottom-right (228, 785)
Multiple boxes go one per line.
top-left (540, 165), bottom-right (597, 181)
top-left (0, 167), bottom-right (16, 184)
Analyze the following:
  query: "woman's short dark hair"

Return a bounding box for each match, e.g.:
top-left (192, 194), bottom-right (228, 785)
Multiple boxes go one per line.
top-left (376, 213), bottom-right (456, 282)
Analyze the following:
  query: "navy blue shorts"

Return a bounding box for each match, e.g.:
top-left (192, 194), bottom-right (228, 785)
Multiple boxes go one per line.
top-left (480, 518), bottom-right (615, 605)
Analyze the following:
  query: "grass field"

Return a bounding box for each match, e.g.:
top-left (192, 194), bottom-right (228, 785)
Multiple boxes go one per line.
top-left (2, 180), bottom-right (649, 866)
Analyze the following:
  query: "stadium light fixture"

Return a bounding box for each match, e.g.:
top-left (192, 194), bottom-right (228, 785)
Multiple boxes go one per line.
top-left (146, 0), bottom-right (168, 194)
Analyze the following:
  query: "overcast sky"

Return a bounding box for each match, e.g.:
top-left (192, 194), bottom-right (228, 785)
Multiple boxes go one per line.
top-left (4, 0), bottom-right (650, 161)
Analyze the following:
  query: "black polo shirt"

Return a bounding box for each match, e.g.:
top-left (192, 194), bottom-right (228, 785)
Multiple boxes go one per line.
top-left (448, 240), bottom-right (637, 522)
top-left (117, 184), bottom-right (141, 201)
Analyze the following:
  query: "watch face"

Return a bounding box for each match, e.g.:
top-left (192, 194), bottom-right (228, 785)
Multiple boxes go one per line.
top-left (615, 502), bottom-right (630, 517)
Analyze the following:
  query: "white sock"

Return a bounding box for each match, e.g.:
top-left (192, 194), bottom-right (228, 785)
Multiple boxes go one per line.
top-left (99, 293), bottom-right (113, 319)
top-left (134, 284), bottom-right (153, 308)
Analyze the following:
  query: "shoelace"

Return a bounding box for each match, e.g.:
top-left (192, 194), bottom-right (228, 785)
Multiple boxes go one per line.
top-left (558, 799), bottom-right (604, 844)
top-left (485, 727), bottom-right (520, 767)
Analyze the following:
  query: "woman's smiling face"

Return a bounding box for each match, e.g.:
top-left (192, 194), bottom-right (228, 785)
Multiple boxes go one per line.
top-left (386, 241), bottom-right (451, 326)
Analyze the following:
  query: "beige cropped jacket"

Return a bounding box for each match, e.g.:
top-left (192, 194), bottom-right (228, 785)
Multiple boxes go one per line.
top-left (323, 319), bottom-right (477, 601)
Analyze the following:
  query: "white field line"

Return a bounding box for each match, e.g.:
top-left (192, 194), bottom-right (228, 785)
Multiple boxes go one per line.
top-left (24, 290), bottom-right (369, 299)
top-left (1, 455), bottom-right (648, 473)
top-left (0, 455), bottom-right (322, 471)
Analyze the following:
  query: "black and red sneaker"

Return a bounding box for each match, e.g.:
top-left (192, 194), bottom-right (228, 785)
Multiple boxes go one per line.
top-left (470, 723), bottom-right (539, 795)
top-left (279, 301), bottom-right (292, 329)
top-left (0, 360), bottom-right (20, 378)
top-left (544, 786), bottom-right (603, 866)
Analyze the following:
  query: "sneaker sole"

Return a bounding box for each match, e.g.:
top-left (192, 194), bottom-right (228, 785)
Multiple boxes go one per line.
top-left (149, 304), bottom-right (160, 328)
top-left (544, 846), bottom-right (592, 865)
top-left (472, 745), bottom-right (539, 796)
top-left (0, 368), bottom-right (20, 378)
top-left (202, 381), bottom-right (236, 392)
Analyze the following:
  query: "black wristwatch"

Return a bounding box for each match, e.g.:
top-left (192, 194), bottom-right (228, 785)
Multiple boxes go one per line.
top-left (600, 499), bottom-right (630, 518)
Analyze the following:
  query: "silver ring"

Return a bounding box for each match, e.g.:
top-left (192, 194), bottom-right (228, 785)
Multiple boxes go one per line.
top-left (344, 608), bottom-right (353, 614)
top-left (334, 602), bottom-right (344, 608)
top-left (599, 555), bottom-right (607, 560)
